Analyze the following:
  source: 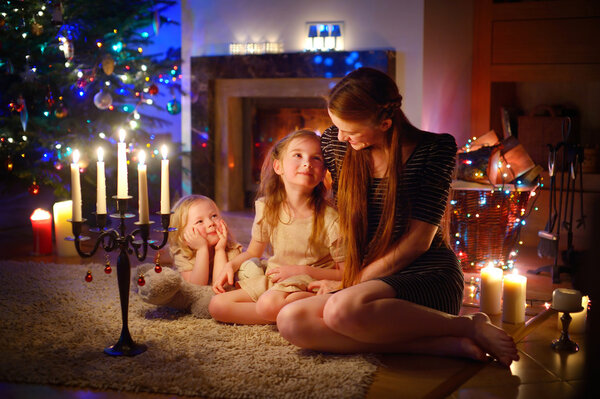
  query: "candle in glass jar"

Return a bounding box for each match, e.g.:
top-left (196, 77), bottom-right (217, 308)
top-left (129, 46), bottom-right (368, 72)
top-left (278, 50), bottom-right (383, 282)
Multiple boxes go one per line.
top-left (502, 269), bottom-right (527, 324)
top-left (71, 149), bottom-right (82, 222)
top-left (479, 265), bottom-right (503, 315)
top-left (96, 147), bottom-right (107, 214)
top-left (137, 150), bottom-right (149, 224)
top-left (160, 145), bottom-right (170, 214)
top-left (117, 129), bottom-right (128, 198)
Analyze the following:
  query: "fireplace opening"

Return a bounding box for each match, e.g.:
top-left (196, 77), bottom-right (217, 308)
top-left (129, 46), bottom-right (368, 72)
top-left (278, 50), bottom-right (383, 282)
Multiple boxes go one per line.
top-left (242, 97), bottom-right (331, 208)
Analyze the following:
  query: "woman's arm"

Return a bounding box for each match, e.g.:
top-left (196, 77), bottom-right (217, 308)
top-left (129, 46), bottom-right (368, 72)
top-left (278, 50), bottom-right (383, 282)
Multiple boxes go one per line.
top-left (357, 219), bottom-right (438, 283)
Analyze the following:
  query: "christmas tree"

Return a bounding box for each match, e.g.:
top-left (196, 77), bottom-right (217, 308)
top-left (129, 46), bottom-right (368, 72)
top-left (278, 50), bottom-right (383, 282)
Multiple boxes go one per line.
top-left (0, 0), bottom-right (181, 204)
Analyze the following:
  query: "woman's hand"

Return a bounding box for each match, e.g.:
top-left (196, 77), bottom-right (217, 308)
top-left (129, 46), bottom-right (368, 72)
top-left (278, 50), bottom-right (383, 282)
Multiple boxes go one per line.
top-left (266, 264), bottom-right (308, 283)
top-left (212, 262), bottom-right (235, 294)
top-left (215, 219), bottom-right (228, 251)
top-left (184, 226), bottom-right (208, 251)
top-left (308, 279), bottom-right (341, 295)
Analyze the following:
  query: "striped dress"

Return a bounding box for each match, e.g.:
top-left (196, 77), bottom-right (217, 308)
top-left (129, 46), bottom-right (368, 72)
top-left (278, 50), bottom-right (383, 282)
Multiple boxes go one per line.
top-left (321, 126), bottom-right (464, 315)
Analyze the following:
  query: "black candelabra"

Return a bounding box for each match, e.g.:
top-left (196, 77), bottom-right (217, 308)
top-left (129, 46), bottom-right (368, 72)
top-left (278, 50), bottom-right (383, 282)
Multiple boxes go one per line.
top-left (69, 196), bottom-right (174, 356)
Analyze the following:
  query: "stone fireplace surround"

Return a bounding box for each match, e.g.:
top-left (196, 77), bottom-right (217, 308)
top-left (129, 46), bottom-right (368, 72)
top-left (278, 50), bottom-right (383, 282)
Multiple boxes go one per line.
top-left (190, 50), bottom-right (395, 211)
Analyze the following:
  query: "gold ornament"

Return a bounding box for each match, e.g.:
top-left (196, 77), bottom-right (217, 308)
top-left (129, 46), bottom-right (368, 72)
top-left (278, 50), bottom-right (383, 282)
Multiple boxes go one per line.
top-left (102, 55), bottom-right (115, 75)
top-left (31, 22), bottom-right (44, 36)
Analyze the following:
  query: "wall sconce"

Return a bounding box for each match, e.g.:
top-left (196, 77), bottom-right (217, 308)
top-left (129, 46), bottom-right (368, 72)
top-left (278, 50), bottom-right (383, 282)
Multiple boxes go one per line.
top-left (305, 21), bottom-right (344, 52)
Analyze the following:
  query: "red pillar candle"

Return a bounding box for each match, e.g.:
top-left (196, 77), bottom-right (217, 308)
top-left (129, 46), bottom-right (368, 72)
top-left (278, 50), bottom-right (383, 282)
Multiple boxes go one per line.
top-left (30, 208), bottom-right (53, 255)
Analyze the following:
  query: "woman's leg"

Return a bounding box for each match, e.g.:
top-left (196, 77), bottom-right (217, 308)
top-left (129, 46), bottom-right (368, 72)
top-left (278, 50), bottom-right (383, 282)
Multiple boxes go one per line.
top-left (256, 290), bottom-right (314, 321)
top-left (277, 281), bottom-right (519, 366)
top-left (208, 289), bottom-right (271, 324)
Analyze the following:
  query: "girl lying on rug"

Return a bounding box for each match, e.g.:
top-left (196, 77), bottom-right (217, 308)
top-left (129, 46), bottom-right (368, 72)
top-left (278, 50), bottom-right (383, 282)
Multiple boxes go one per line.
top-left (209, 130), bottom-right (345, 324)
top-left (275, 67), bottom-right (520, 367)
top-left (135, 194), bottom-right (263, 317)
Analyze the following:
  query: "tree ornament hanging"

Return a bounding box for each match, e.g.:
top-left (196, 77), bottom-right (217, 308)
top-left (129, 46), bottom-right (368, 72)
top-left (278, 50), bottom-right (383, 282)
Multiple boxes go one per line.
top-left (153, 11), bottom-right (160, 36)
top-left (137, 274), bottom-right (146, 286)
top-left (167, 98), bottom-right (181, 115)
top-left (31, 21), bottom-right (43, 36)
top-left (85, 270), bottom-right (93, 282)
top-left (102, 54), bottom-right (115, 75)
top-left (17, 96), bottom-right (28, 131)
top-left (52, 1), bottom-right (64, 25)
top-left (59, 36), bottom-right (74, 60)
top-left (148, 84), bottom-right (159, 95)
top-left (45, 87), bottom-right (55, 109)
top-left (93, 90), bottom-right (113, 110)
top-left (28, 181), bottom-right (40, 195)
top-left (54, 104), bottom-right (68, 118)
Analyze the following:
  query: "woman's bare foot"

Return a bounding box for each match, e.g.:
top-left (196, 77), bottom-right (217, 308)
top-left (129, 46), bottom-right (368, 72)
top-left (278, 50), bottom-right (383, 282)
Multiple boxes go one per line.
top-left (468, 312), bottom-right (519, 366)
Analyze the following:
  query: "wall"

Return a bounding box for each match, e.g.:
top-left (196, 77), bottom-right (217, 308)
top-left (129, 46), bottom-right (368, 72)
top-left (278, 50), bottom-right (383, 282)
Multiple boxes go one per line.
top-left (423, 0), bottom-right (473, 146)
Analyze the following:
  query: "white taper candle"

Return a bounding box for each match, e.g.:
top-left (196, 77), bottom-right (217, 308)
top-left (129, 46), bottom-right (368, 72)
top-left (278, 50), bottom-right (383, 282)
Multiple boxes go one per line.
top-left (117, 129), bottom-right (128, 198)
top-left (160, 145), bottom-right (170, 214)
top-left (137, 150), bottom-right (149, 224)
top-left (71, 149), bottom-right (82, 222)
top-left (96, 147), bottom-right (107, 214)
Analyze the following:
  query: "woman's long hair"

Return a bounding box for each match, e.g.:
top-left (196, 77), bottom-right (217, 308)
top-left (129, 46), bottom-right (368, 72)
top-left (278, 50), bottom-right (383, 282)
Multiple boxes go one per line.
top-left (168, 194), bottom-right (237, 259)
top-left (257, 130), bottom-right (328, 254)
top-left (328, 67), bottom-right (420, 288)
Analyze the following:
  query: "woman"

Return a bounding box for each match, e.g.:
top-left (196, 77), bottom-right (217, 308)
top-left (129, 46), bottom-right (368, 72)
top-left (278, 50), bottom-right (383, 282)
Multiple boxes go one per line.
top-left (276, 67), bottom-right (519, 367)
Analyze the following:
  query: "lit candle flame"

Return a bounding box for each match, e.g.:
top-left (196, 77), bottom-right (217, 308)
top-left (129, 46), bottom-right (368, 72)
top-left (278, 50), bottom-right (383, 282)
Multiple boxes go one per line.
top-left (97, 147), bottom-right (104, 162)
top-left (161, 145), bottom-right (168, 160)
top-left (72, 149), bottom-right (80, 164)
top-left (138, 150), bottom-right (146, 166)
top-left (119, 128), bottom-right (126, 143)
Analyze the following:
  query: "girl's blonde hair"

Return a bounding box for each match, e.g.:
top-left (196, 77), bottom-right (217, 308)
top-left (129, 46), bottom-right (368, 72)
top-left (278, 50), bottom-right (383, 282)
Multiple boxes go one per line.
top-left (328, 67), bottom-right (421, 288)
top-left (256, 129), bottom-right (328, 253)
top-left (168, 194), bottom-right (237, 259)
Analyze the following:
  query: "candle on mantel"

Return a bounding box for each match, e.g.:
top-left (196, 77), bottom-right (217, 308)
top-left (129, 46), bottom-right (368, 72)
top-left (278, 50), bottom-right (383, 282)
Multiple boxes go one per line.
top-left (96, 147), bottom-right (107, 214)
top-left (479, 264), bottom-right (503, 315)
top-left (53, 200), bottom-right (78, 257)
top-left (160, 145), bottom-right (170, 214)
top-left (138, 150), bottom-right (149, 224)
top-left (30, 208), bottom-right (53, 255)
top-left (117, 129), bottom-right (128, 198)
top-left (71, 149), bottom-right (82, 222)
top-left (502, 269), bottom-right (527, 324)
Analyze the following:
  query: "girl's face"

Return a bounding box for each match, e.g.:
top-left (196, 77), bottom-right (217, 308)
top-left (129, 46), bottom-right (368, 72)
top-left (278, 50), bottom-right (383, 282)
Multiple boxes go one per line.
top-left (274, 136), bottom-right (325, 192)
top-left (185, 200), bottom-right (222, 246)
top-left (328, 111), bottom-right (391, 151)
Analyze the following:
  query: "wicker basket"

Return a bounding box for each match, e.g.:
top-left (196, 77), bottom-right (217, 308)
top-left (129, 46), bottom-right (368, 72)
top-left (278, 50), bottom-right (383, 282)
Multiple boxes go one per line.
top-left (449, 181), bottom-right (534, 271)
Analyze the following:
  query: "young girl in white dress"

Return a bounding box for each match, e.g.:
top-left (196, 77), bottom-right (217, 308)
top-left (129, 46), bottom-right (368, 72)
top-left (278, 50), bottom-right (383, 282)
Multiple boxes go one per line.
top-left (209, 130), bottom-right (344, 324)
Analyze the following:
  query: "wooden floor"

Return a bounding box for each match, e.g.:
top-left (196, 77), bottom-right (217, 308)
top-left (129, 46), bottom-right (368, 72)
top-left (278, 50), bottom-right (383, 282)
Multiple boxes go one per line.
top-left (0, 210), bottom-right (594, 399)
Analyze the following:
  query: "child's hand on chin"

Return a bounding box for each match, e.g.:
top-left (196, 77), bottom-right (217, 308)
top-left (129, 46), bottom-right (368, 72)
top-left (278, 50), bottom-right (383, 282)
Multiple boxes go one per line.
top-left (184, 226), bottom-right (208, 251)
top-left (215, 219), bottom-right (229, 251)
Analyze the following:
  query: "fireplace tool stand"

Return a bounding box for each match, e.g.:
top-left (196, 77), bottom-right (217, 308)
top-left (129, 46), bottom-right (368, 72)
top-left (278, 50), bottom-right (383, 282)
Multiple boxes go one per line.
top-left (69, 196), bottom-right (174, 356)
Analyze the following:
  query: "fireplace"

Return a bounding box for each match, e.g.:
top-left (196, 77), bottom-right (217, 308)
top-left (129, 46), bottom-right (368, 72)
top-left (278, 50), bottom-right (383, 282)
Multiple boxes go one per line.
top-left (190, 51), bottom-right (395, 211)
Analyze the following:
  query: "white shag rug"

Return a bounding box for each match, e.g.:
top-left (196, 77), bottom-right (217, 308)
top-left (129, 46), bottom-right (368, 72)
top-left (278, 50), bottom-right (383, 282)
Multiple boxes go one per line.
top-left (0, 260), bottom-right (378, 398)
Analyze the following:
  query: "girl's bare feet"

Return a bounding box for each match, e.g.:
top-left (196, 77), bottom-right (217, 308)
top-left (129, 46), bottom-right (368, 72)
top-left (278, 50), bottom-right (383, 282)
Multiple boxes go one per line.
top-left (468, 312), bottom-right (519, 366)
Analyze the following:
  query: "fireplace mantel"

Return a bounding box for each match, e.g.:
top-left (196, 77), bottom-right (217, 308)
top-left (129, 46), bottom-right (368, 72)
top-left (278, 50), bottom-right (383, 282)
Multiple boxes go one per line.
top-left (190, 50), bottom-right (395, 210)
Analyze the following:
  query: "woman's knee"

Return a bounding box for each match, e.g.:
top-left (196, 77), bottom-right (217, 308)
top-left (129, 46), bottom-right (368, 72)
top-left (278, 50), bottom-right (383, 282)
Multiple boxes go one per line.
top-left (322, 291), bottom-right (360, 332)
top-left (276, 301), bottom-right (312, 345)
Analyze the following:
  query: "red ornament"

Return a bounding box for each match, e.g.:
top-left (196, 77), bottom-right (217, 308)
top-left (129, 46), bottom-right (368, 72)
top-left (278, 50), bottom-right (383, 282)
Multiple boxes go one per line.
top-left (137, 274), bottom-right (146, 286)
top-left (28, 182), bottom-right (40, 195)
top-left (85, 271), bottom-right (93, 282)
top-left (104, 265), bottom-right (112, 274)
top-left (148, 84), bottom-right (158, 95)
top-left (154, 264), bottom-right (162, 273)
